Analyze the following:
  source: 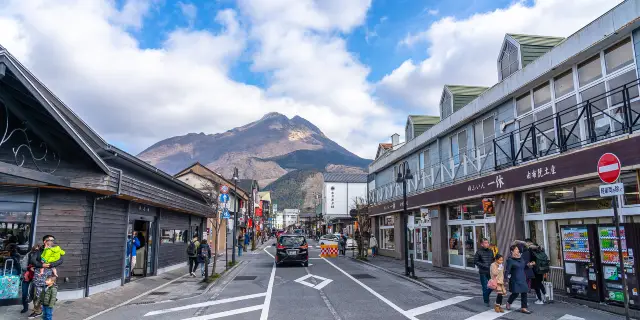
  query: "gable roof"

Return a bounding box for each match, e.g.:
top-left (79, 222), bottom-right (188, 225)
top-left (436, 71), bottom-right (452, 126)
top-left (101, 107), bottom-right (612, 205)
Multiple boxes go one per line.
top-left (375, 143), bottom-right (393, 160)
top-left (323, 172), bottom-right (367, 183)
top-left (174, 162), bottom-right (248, 199)
top-left (408, 115), bottom-right (440, 125)
top-left (445, 85), bottom-right (489, 96)
top-left (507, 33), bottom-right (565, 47)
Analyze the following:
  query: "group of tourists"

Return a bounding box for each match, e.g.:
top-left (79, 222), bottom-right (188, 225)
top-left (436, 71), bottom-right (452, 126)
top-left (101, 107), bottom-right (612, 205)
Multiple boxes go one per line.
top-left (186, 236), bottom-right (212, 277)
top-left (474, 238), bottom-right (550, 314)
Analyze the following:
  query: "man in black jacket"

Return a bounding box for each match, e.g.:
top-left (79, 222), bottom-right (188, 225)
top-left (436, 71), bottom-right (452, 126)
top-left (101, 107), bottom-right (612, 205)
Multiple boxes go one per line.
top-left (473, 238), bottom-right (494, 307)
top-left (28, 235), bottom-right (64, 319)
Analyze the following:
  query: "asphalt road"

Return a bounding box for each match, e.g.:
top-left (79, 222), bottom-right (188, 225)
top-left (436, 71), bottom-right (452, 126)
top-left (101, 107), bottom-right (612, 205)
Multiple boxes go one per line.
top-left (91, 239), bottom-right (627, 320)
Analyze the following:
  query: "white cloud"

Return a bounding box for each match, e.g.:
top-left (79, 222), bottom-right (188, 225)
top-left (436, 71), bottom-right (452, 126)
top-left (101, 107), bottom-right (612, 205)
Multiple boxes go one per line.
top-left (378, 0), bottom-right (624, 115)
top-left (0, 0), bottom-right (403, 159)
top-left (177, 1), bottom-right (197, 27)
top-left (427, 9), bottom-right (439, 16)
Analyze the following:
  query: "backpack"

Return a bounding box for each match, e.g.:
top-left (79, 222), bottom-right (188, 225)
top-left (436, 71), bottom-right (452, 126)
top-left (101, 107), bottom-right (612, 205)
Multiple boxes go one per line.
top-left (199, 245), bottom-right (208, 258)
top-left (533, 250), bottom-right (550, 274)
top-left (187, 241), bottom-right (197, 256)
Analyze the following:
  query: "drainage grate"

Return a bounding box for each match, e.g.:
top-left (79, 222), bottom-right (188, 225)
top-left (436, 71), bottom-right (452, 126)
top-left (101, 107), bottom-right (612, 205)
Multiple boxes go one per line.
top-left (351, 274), bottom-right (376, 279)
top-left (234, 276), bottom-right (257, 281)
top-left (148, 291), bottom-right (169, 296)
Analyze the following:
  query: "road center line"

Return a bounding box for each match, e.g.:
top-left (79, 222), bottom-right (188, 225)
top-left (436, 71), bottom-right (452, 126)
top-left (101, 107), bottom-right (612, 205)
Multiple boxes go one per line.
top-left (180, 304), bottom-right (264, 320)
top-left (322, 258), bottom-right (417, 320)
top-left (405, 296), bottom-right (472, 316)
top-left (259, 263), bottom-right (276, 320)
top-left (143, 292), bottom-right (266, 316)
top-left (305, 266), bottom-right (341, 320)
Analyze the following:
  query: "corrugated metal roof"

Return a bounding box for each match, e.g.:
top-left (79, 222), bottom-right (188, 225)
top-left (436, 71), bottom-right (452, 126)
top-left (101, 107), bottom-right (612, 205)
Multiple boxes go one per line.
top-left (508, 33), bottom-right (565, 47)
top-left (409, 115), bottom-right (440, 125)
top-left (445, 85), bottom-right (489, 96)
top-left (323, 173), bottom-right (367, 183)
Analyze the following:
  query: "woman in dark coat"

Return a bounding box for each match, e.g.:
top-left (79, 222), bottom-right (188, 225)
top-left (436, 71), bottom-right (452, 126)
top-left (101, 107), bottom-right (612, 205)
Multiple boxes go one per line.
top-left (505, 244), bottom-right (534, 314)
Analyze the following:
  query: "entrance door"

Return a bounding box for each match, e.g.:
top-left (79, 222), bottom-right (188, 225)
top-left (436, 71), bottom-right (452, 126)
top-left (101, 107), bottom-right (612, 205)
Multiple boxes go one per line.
top-left (125, 222), bottom-right (134, 283)
top-left (414, 229), bottom-right (423, 260)
top-left (146, 219), bottom-right (156, 276)
top-left (423, 227), bottom-right (432, 262)
top-left (463, 226), bottom-right (475, 268)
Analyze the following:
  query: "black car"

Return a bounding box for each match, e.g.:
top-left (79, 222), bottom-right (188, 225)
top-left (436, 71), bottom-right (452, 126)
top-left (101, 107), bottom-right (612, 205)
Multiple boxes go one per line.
top-left (275, 234), bottom-right (308, 267)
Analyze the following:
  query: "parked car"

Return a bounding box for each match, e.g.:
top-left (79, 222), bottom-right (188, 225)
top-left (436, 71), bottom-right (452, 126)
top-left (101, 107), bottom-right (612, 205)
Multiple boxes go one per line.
top-left (318, 234), bottom-right (356, 249)
top-left (274, 234), bottom-right (308, 267)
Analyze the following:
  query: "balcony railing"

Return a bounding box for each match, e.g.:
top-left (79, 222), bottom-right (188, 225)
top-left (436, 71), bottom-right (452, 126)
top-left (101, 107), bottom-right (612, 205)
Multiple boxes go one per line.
top-left (370, 78), bottom-right (640, 206)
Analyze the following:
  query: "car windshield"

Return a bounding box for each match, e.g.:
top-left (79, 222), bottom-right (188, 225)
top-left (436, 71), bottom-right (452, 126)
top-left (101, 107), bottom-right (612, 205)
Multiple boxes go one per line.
top-left (279, 236), bottom-right (306, 247)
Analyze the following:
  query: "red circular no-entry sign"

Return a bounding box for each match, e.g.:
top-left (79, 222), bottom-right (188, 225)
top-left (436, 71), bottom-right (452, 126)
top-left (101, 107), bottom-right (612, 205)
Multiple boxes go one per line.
top-left (597, 153), bottom-right (621, 184)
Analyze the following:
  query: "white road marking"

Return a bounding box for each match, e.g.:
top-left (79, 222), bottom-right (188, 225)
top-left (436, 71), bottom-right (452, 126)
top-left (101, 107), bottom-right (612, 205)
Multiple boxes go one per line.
top-left (294, 274), bottom-right (333, 290)
top-left (464, 308), bottom-right (512, 320)
top-left (262, 246), bottom-right (274, 258)
top-left (558, 315), bottom-right (585, 320)
top-left (84, 272), bottom-right (190, 320)
top-left (259, 263), bottom-right (276, 320)
top-left (405, 296), bottom-right (473, 317)
top-left (179, 304), bottom-right (264, 320)
top-left (322, 257), bottom-right (417, 320)
top-left (144, 293), bottom-right (266, 316)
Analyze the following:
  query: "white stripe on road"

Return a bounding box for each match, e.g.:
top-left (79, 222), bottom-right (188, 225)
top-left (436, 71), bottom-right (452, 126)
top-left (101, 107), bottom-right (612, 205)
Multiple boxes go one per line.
top-left (144, 293), bottom-right (266, 316)
top-left (405, 296), bottom-right (473, 317)
top-left (262, 246), bottom-right (274, 258)
top-left (179, 304), bottom-right (263, 320)
top-left (259, 263), bottom-right (276, 320)
top-left (322, 257), bottom-right (418, 320)
top-left (463, 301), bottom-right (520, 320)
top-left (557, 315), bottom-right (585, 320)
top-left (599, 163), bottom-right (619, 173)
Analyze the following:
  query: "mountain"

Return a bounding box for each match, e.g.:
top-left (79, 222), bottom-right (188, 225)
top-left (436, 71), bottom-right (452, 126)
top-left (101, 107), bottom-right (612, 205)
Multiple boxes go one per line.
top-left (137, 112), bottom-right (371, 209)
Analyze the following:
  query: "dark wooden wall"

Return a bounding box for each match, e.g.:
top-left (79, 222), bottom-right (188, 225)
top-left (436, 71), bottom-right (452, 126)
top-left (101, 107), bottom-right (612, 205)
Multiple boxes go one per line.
top-left (158, 210), bottom-right (190, 268)
top-left (496, 192), bottom-right (525, 257)
top-left (35, 189), bottom-right (92, 291)
top-left (88, 197), bottom-right (128, 286)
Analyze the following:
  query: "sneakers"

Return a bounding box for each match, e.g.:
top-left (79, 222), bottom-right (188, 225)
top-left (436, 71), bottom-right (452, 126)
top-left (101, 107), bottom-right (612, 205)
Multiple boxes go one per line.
top-left (20, 308), bottom-right (28, 314)
top-left (534, 299), bottom-right (544, 305)
top-left (28, 312), bottom-right (41, 319)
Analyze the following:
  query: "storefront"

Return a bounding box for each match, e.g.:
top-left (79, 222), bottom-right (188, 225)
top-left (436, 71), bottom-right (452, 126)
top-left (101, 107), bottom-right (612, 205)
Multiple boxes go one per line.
top-left (414, 209), bottom-right (432, 262)
top-left (446, 198), bottom-right (497, 270)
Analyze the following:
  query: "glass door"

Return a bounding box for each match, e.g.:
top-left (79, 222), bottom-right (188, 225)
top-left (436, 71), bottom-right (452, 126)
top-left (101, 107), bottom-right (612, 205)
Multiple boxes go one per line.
top-left (414, 228), bottom-right (423, 260)
top-left (146, 219), bottom-right (155, 276)
top-left (423, 227), bottom-right (432, 262)
top-left (464, 226), bottom-right (475, 268)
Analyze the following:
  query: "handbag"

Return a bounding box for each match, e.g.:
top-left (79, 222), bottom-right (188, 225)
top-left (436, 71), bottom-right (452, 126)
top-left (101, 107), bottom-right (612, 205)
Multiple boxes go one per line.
top-left (0, 260), bottom-right (21, 299)
top-left (487, 277), bottom-right (498, 290)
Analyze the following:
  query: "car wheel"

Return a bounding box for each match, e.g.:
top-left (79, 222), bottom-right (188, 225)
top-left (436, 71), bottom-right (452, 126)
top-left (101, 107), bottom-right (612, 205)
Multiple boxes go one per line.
top-left (303, 261), bottom-right (308, 267)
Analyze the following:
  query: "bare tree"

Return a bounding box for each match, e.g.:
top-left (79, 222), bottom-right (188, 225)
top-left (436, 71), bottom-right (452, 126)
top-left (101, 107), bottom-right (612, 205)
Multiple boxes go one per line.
top-left (198, 177), bottom-right (223, 276)
top-left (351, 197), bottom-right (370, 259)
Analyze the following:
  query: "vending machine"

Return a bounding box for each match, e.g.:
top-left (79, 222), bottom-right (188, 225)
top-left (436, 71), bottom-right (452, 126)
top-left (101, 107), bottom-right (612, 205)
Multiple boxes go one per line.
top-left (560, 225), bottom-right (603, 302)
top-left (598, 224), bottom-right (640, 308)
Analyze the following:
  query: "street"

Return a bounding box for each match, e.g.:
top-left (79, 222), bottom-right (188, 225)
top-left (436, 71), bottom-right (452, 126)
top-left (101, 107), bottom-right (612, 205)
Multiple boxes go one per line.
top-left (86, 239), bottom-right (625, 320)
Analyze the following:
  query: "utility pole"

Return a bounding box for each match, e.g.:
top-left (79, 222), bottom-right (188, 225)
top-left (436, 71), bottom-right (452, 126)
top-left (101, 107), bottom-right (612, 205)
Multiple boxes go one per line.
top-left (231, 167), bottom-right (239, 265)
top-left (397, 161), bottom-right (414, 277)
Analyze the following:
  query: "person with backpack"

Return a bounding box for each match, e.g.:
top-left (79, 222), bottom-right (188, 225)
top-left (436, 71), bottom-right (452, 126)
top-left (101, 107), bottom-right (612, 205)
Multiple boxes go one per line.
top-left (198, 240), bottom-right (211, 277)
top-left (529, 241), bottom-right (550, 304)
top-left (186, 235), bottom-right (200, 277)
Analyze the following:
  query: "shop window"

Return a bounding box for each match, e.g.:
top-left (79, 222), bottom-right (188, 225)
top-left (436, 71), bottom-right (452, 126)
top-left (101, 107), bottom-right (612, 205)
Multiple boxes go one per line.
top-left (578, 55), bottom-right (602, 87)
top-left (604, 38), bottom-right (634, 74)
top-left (554, 70), bottom-right (575, 98)
top-left (380, 228), bottom-right (395, 250)
top-left (449, 225), bottom-right (463, 266)
top-left (533, 83), bottom-right (551, 108)
top-left (545, 185), bottom-right (576, 213)
top-left (527, 221), bottom-right (544, 245)
top-left (525, 191), bottom-right (542, 213)
top-left (160, 229), bottom-right (187, 244)
top-left (448, 205), bottom-right (462, 220)
top-left (0, 211), bottom-right (32, 259)
top-left (516, 93), bottom-right (532, 116)
top-left (622, 172), bottom-right (640, 206)
top-left (575, 180), bottom-right (612, 211)
top-left (545, 180), bottom-right (612, 213)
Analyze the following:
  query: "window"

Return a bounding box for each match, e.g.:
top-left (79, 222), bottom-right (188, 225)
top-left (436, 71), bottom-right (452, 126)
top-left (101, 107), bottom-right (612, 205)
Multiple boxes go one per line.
top-left (516, 93), bottom-right (532, 116)
top-left (500, 41), bottom-right (519, 80)
top-left (556, 95), bottom-right (578, 124)
top-left (447, 201), bottom-right (484, 220)
top-left (419, 149), bottom-right (430, 171)
top-left (608, 70), bottom-right (639, 106)
top-left (419, 151), bottom-right (425, 171)
top-left (622, 172), bottom-right (640, 206)
top-left (554, 70), bottom-right (575, 98)
top-left (578, 55), bottom-right (602, 87)
top-left (449, 225), bottom-right (463, 266)
top-left (379, 215), bottom-right (395, 250)
top-left (544, 179), bottom-right (612, 213)
top-left (533, 83), bottom-right (551, 108)
top-left (580, 82), bottom-right (607, 110)
top-left (451, 130), bottom-right (467, 165)
top-left (525, 191), bottom-right (542, 213)
top-left (545, 185), bottom-right (576, 213)
top-left (605, 38), bottom-right (634, 74)
top-left (441, 92), bottom-right (453, 119)
top-left (161, 229), bottom-right (186, 244)
top-left (474, 117), bottom-right (495, 156)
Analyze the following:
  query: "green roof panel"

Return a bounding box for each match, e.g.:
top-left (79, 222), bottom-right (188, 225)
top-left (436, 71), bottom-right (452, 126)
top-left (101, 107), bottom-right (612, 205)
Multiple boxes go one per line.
top-left (507, 34), bottom-right (565, 47)
top-left (408, 115), bottom-right (440, 125)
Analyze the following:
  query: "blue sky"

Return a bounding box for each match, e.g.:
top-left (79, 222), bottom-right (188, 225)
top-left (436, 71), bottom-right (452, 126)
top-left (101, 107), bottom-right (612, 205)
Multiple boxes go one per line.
top-left (0, 0), bottom-right (620, 158)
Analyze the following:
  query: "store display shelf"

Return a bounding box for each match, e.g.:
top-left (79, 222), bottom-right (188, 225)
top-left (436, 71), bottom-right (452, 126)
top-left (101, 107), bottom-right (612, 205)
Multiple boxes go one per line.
top-left (563, 238), bottom-right (589, 241)
top-left (564, 258), bottom-right (590, 263)
top-left (600, 236), bottom-right (625, 240)
top-left (563, 249), bottom-right (590, 253)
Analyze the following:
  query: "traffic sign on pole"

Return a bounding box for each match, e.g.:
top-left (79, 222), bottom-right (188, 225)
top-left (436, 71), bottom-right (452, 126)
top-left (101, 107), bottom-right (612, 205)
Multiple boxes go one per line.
top-left (220, 185), bottom-right (229, 194)
top-left (597, 153), bottom-right (621, 184)
top-left (222, 208), bottom-right (230, 219)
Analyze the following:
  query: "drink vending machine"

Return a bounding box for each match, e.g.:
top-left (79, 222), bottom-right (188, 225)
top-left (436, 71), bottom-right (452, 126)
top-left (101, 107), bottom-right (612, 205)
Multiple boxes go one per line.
top-left (598, 224), bottom-right (640, 308)
top-left (560, 225), bottom-right (603, 302)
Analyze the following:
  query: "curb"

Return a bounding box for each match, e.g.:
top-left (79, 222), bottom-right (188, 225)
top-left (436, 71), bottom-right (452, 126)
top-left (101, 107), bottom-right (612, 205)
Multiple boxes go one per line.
top-left (347, 257), bottom-right (482, 297)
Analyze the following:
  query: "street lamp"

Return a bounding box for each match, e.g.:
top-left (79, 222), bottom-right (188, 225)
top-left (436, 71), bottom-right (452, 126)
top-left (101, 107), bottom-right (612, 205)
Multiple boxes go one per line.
top-left (231, 167), bottom-right (239, 265)
top-left (396, 161), bottom-right (415, 277)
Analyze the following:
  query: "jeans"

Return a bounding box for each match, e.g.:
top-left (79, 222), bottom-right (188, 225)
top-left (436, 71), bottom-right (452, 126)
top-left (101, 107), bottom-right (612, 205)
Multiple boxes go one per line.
top-left (533, 274), bottom-right (546, 300)
top-left (188, 257), bottom-right (198, 273)
top-left (508, 292), bottom-right (528, 309)
top-left (238, 245), bottom-right (243, 256)
top-left (21, 281), bottom-right (30, 310)
top-left (371, 247), bottom-right (376, 256)
top-left (479, 274), bottom-right (492, 304)
top-left (200, 259), bottom-right (208, 276)
top-left (32, 286), bottom-right (44, 314)
top-left (42, 306), bottom-right (53, 320)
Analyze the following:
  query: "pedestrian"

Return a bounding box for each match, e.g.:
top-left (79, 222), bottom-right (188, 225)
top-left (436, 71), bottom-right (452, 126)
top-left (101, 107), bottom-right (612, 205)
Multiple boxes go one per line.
top-left (339, 232), bottom-right (347, 256)
top-left (127, 232), bottom-right (140, 276)
top-left (528, 240), bottom-right (550, 304)
top-left (186, 235), bottom-right (200, 277)
top-left (512, 239), bottom-right (537, 297)
top-left (474, 238), bottom-right (495, 307)
top-left (40, 276), bottom-right (57, 320)
top-left (369, 234), bottom-right (378, 257)
top-left (244, 230), bottom-right (250, 251)
top-left (198, 239), bottom-right (211, 277)
top-left (20, 244), bottom-right (41, 314)
top-left (237, 232), bottom-right (244, 257)
top-left (506, 244), bottom-right (534, 314)
top-left (39, 239), bottom-right (65, 278)
top-left (28, 235), bottom-right (63, 319)
top-left (490, 254), bottom-right (506, 313)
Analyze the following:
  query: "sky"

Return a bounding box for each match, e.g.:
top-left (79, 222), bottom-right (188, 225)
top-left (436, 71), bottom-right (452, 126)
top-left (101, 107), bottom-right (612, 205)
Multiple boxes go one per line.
top-left (0, 0), bottom-right (623, 159)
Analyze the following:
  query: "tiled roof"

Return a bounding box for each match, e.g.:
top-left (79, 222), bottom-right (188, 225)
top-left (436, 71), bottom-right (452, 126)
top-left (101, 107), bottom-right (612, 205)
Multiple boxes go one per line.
top-left (445, 85), bottom-right (489, 96)
top-left (323, 173), bottom-right (367, 183)
top-left (507, 34), bottom-right (565, 47)
top-left (379, 143), bottom-right (392, 150)
top-left (408, 115), bottom-right (440, 125)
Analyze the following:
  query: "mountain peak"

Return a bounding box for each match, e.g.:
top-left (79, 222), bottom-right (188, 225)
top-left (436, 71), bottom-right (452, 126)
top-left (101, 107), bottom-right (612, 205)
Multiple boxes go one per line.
top-left (261, 112), bottom-right (288, 121)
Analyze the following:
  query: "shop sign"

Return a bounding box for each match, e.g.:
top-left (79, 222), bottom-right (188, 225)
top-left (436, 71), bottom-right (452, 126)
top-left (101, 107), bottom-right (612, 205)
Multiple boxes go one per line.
top-left (599, 183), bottom-right (624, 197)
top-left (407, 215), bottom-right (415, 230)
top-left (526, 165), bottom-right (557, 180)
top-left (467, 174), bottom-right (504, 192)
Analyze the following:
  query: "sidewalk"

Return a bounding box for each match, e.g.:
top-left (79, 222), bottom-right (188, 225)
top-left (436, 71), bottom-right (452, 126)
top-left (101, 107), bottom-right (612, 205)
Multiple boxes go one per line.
top-left (1, 250), bottom-right (233, 320)
top-left (354, 255), bottom-right (640, 318)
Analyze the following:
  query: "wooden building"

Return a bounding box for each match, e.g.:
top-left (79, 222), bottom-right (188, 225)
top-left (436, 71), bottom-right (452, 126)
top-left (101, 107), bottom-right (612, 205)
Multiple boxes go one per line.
top-left (0, 46), bottom-right (211, 304)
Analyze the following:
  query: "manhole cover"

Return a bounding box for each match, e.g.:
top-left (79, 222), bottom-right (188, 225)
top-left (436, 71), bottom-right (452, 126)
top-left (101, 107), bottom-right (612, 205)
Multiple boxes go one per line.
top-left (148, 291), bottom-right (169, 295)
top-left (235, 276), bottom-right (257, 280)
top-left (351, 274), bottom-right (376, 279)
